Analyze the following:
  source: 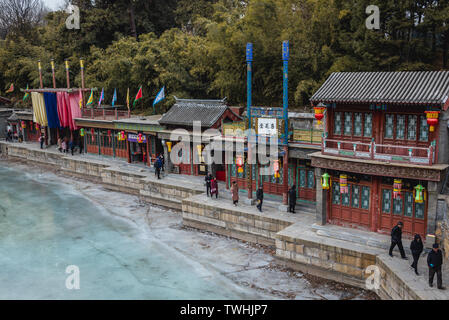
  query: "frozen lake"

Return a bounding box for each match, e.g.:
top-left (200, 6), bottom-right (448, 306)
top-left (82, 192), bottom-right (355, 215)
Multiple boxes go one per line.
top-left (0, 163), bottom-right (375, 299)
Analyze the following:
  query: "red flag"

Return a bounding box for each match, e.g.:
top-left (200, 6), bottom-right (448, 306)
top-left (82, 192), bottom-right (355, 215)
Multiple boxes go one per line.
top-left (5, 83), bottom-right (14, 93)
top-left (133, 86), bottom-right (142, 107)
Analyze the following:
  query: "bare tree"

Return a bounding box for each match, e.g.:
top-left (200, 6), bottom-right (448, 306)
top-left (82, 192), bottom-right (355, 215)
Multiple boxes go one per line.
top-left (0, 0), bottom-right (46, 39)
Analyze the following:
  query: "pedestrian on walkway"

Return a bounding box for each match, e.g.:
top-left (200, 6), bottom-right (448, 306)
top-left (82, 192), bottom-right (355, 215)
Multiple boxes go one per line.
top-left (427, 243), bottom-right (445, 289)
top-left (39, 135), bottom-right (44, 149)
top-left (210, 177), bottom-right (218, 199)
top-left (288, 185), bottom-right (296, 213)
top-left (205, 173), bottom-right (212, 196)
top-left (155, 156), bottom-right (162, 179)
top-left (160, 154), bottom-right (165, 172)
top-left (231, 181), bottom-right (239, 206)
top-left (69, 139), bottom-right (75, 156)
top-left (57, 137), bottom-right (62, 153)
top-left (256, 185), bottom-right (263, 212)
top-left (61, 139), bottom-right (67, 153)
top-left (389, 221), bottom-right (407, 259)
top-left (79, 139), bottom-right (84, 154)
top-left (410, 234), bottom-right (424, 275)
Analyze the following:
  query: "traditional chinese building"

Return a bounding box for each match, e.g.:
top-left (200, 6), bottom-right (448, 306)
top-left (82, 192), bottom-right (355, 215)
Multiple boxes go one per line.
top-left (310, 71), bottom-right (449, 238)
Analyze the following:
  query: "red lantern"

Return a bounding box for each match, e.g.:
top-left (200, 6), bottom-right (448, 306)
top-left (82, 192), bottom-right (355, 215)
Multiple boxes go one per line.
top-left (121, 131), bottom-right (125, 141)
top-left (35, 123), bottom-right (40, 131)
top-left (91, 128), bottom-right (95, 143)
top-left (393, 179), bottom-right (402, 200)
top-left (138, 133), bottom-right (143, 143)
top-left (236, 155), bottom-right (244, 173)
top-left (425, 111), bottom-right (439, 132)
top-left (21, 121), bottom-right (26, 129)
top-left (313, 106), bottom-right (326, 125)
top-left (273, 160), bottom-right (280, 178)
top-left (340, 174), bottom-right (348, 194)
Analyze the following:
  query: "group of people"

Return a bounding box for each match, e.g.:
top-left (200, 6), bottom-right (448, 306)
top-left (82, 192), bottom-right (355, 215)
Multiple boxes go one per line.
top-left (389, 221), bottom-right (445, 290)
top-left (56, 137), bottom-right (83, 155)
top-left (154, 154), bottom-right (164, 179)
top-left (5, 129), bottom-right (22, 143)
top-left (205, 173), bottom-right (219, 198)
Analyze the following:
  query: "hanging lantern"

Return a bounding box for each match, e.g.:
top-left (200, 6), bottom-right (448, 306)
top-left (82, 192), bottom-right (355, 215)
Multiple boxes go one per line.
top-left (424, 111), bottom-right (439, 132)
top-left (138, 133), bottom-right (143, 143)
top-left (91, 128), bottom-right (95, 143)
top-left (166, 141), bottom-right (172, 153)
top-left (340, 174), bottom-right (348, 194)
top-left (413, 184), bottom-right (426, 203)
top-left (313, 105), bottom-right (326, 125)
top-left (80, 128), bottom-right (85, 137)
top-left (21, 121), bottom-right (26, 129)
top-left (196, 144), bottom-right (203, 161)
top-left (273, 159), bottom-right (280, 178)
top-left (236, 155), bottom-right (244, 173)
top-left (321, 172), bottom-right (330, 190)
top-left (120, 131), bottom-right (125, 141)
top-left (393, 179), bottom-right (402, 199)
top-left (35, 123), bottom-right (40, 131)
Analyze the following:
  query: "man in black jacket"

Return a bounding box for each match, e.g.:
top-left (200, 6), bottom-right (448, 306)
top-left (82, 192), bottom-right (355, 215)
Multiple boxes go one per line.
top-left (427, 243), bottom-right (445, 289)
top-left (256, 185), bottom-right (263, 212)
top-left (288, 185), bottom-right (297, 213)
top-left (410, 234), bottom-right (423, 275)
top-left (205, 173), bottom-right (212, 197)
top-left (389, 221), bottom-right (407, 259)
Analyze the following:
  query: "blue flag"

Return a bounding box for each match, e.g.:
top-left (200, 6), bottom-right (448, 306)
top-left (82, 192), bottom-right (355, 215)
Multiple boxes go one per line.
top-left (153, 86), bottom-right (165, 107)
top-left (112, 88), bottom-right (117, 106)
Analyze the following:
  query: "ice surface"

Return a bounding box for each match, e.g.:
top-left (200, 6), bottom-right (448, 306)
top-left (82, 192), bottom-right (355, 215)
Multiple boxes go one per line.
top-left (0, 163), bottom-right (373, 300)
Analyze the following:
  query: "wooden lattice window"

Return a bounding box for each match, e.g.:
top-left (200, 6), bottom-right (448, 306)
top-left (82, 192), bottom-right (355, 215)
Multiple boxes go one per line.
top-left (343, 112), bottom-right (352, 136)
top-left (361, 186), bottom-right (370, 209)
top-left (382, 189), bottom-right (392, 213)
top-left (407, 115), bottom-right (417, 140)
top-left (396, 115), bottom-right (406, 140)
top-left (415, 202), bottom-right (425, 219)
top-left (341, 185), bottom-right (350, 207)
top-left (354, 113), bottom-right (363, 136)
top-left (404, 192), bottom-right (414, 217)
top-left (393, 197), bottom-right (403, 215)
top-left (351, 185), bottom-right (360, 208)
top-left (384, 114), bottom-right (394, 139)
top-left (419, 116), bottom-right (429, 142)
top-left (334, 112), bottom-right (342, 135)
top-left (332, 182), bottom-right (340, 205)
top-left (307, 170), bottom-right (315, 188)
top-left (364, 114), bottom-right (372, 137)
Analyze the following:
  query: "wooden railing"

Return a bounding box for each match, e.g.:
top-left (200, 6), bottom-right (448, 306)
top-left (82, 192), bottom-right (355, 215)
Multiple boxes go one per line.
top-left (322, 137), bottom-right (436, 166)
top-left (81, 108), bottom-right (130, 120)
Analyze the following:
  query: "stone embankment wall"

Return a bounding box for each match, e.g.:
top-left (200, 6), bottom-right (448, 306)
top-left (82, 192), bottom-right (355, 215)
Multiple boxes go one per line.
top-left (1, 142), bottom-right (202, 211)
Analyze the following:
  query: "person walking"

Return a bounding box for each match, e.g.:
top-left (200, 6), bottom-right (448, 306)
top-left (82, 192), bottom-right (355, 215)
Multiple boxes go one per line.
top-left (160, 154), bottom-right (165, 172)
top-left (231, 181), bottom-right (239, 206)
top-left (256, 185), bottom-right (264, 212)
top-left (61, 139), bottom-right (67, 153)
top-left (288, 185), bottom-right (297, 213)
top-left (79, 139), bottom-right (84, 154)
top-left (69, 139), bottom-right (75, 156)
top-left (57, 137), bottom-right (62, 153)
top-left (427, 243), bottom-right (445, 289)
top-left (154, 156), bottom-right (161, 180)
top-left (389, 221), bottom-right (407, 259)
top-left (39, 135), bottom-right (44, 149)
top-left (205, 173), bottom-right (212, 197)
top-left (210, 177), bottom-right (218, 199)
top-left (410, 234), bottom-right (424, 275)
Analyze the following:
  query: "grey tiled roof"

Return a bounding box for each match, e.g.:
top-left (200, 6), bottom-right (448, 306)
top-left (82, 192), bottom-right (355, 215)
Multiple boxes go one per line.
top-left (310, 71), bottom-right (449, 107)
top-left (159, 98), bottom-right (240, 127)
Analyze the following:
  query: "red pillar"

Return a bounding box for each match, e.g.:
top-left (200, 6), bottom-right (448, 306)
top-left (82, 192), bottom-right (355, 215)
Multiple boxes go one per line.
top-left (282, 145), bottom-right (288, 205)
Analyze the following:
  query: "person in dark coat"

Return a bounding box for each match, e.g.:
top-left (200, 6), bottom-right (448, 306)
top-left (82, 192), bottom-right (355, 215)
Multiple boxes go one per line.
top-left (410, 234), bottom-right (424, 275)
top-left (427, 243), bottom-right (445, 289)
top-left (288, 185), bottom-right (297, 213)
top-left (256, 185), bottom-right (264, 212)
top-left (231, 181), bottom-right (239, 206)
top-left (39, 135), bottom-right (44, 149)
top-left (205, 173), bottom-right (212, 197)
top-left (389, 221), bottom-right (407, 259)
top-left (210, 177), bottom-right (218, 199)
top-left (69, 139), bottom-right (75, 155)
top-left (154, 156), bottom-right (161, 179)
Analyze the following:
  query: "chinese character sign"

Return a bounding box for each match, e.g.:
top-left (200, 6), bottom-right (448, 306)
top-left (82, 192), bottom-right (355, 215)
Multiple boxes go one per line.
top-left (257, 118), bottom-right (277, 136)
